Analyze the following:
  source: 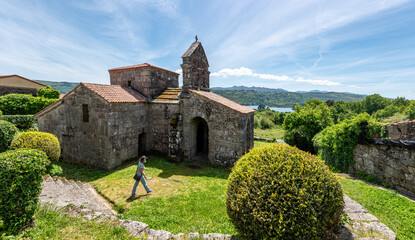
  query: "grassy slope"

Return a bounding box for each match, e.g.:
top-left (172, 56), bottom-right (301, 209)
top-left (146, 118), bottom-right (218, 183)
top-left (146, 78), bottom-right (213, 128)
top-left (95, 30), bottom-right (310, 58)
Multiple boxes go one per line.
top-left (1, 205), bottom-right (135, 239)
top-left (254, 125), bottom-right (285, 139)
top-left (339, 177), bottom-right (415, 240)
top-left (57, 157), bottom-right (235, 235)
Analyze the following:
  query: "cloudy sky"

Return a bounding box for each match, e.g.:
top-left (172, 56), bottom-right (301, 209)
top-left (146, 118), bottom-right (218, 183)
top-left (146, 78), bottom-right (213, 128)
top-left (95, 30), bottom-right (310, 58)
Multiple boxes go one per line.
top-left (1, 0), bottom-right (415, 98)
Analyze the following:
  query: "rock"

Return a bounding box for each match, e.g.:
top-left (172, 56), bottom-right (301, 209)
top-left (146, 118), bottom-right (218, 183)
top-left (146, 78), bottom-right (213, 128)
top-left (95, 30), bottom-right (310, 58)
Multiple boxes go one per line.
top-left (120, 220), bottom-right (148, 237)
top-left (145, 229), bottom-right (173, 240)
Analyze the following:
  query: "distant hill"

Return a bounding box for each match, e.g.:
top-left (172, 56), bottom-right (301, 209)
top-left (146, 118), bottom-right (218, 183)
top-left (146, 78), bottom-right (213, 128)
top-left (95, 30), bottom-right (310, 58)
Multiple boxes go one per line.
top-left (35, 80), bottom-right (79, 94)
top-left (36, 81), bottom-right (366, 107)
top-left (211, 87), bottom-right (366, 107)
top-left (212, 86), bottom-right (287, 93)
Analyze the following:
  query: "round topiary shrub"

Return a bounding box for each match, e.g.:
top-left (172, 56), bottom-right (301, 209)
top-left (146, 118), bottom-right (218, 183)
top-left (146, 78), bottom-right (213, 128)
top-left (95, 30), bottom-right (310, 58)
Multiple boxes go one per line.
top-left (11, 131), bottom-right (61, 161)
top-left (0, 149), bottom-right (49, 234)
top-left (0, 120), bottom-right (18, 153)
top-left (37, 86), bottom-right (60, 99)
top-left (227, 143), bottom-right (344, 240)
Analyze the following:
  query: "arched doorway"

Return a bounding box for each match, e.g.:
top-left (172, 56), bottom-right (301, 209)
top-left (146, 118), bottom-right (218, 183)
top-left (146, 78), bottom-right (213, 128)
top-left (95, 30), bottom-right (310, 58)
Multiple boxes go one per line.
top-left (191, 117), bottom-right (208, 157)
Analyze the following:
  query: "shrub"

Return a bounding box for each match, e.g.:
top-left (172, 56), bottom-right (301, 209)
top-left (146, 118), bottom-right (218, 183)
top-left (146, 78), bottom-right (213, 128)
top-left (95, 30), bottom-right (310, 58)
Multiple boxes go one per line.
top-left (283, 100), bottom-right (333, 153)
top-left (46, 164), bottom-right (63, 176)
top-left (259, 116), bottom-right (274, 129)
top-left (0, 94), bottom-right (57, 115)
top-left (37, 86), bottom-right (60, 99)
top-left (404, 103), bottom-right (415, 119)
top-left (313, 113), bottom-right (385, 172)
top-left (227, 144), bottom-right (344, 239)
top-left (0, 120), bottom-right (18, 153)
top-left (2, 115), bottom-right (37, 129)
top-left (0, 149), bottom-right (49, 233)
top-left (373, 105), bottom-right (399, 120)
top-left (0, 109), bottom-right (2, 119)
top-left (11, 131), bottom-right (61, 161)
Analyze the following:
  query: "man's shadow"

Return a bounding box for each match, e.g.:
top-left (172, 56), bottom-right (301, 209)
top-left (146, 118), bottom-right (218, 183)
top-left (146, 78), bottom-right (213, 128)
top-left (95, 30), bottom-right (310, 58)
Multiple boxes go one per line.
top-left (126, 194), bottom-right (149, 202)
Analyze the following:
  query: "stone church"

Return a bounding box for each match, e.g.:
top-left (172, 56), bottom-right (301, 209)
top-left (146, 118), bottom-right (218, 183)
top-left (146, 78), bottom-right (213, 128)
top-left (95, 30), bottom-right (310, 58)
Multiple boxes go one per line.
top-left (35, 41), bottom-right (254, 170)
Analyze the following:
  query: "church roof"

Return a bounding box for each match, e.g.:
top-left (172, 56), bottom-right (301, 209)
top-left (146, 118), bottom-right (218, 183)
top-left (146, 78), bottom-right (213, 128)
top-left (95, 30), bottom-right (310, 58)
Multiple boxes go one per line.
top-left (108, 63), bottom-right (179, 75)
top-left (81, 83), bottom-right (146, 103)
top-left (191, 90), bottom-right (255, 114)
top-left (182, 41), bottom-right (201, 58)
top-left (153, 88), bottom-right (181, 103)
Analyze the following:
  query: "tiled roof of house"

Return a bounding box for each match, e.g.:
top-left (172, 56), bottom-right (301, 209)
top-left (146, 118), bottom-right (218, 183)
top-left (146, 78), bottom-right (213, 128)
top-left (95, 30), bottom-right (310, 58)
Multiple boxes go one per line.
top-left (153, 88), bottom-right (182, 103)
top-left (191, 90), bottom-right (255, 114)
top-left (81, 83), bottom-right (146, 103)
top-left (108, 63), bottom-right (180, 75)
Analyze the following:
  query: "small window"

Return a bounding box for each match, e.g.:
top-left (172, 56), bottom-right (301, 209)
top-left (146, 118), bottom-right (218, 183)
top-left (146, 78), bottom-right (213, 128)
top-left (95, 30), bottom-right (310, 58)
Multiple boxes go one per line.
top-left (82, 104), bottom-right (89, 122)
top-left (128, 81), bottom-right (132, 87)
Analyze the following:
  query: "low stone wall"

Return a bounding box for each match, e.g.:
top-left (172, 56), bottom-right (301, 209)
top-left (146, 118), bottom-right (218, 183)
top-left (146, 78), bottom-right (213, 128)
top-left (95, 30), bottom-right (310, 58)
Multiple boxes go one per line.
top-left (353, 120), bottom-right (415, 197)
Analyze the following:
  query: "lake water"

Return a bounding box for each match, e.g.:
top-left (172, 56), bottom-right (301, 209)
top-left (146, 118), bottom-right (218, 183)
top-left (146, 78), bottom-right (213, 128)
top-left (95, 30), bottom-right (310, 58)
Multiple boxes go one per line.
top-left (246, 106), bottom-right (294, 112)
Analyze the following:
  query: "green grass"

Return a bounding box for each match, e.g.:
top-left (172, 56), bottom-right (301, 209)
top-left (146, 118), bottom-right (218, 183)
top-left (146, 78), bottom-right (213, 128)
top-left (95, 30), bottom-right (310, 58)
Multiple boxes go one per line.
top-left (56, 157), bottom-right (236, 235)
top-left (1, 205), bottom-right (135, 239)
top-left (338, 176), bottom-right (415, 239)
top-left (254, 125), bottom-right (285, 139)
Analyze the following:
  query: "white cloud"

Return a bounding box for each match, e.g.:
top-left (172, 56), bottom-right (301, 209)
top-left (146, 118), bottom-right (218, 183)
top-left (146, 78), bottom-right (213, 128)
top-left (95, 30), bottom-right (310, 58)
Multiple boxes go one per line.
top-left (211, 67), bottom-right (340, 86)
top-left (347, 85), bottom-right (362, 89)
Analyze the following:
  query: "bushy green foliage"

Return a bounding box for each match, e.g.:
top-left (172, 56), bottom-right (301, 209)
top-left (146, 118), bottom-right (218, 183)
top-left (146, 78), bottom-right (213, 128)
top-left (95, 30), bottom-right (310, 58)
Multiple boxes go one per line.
top-left (227, 144), bottom-right (344, 239)
top-left (0, 109), bottom-right (2, 119)
top-left (373, 105), bottom-right (399, 120)
top-left (313, 113), bottom-right (385, 172)
top-left (362, 94), bottom-right (391, 115)
top-left (0, 94), bottom-right (57, 115)
top-left (0, 120), bottom-right (18, 153)
top-left (2, 115), bottom-right (37, 129)
top-left (46, 164), bottom-right (63, 176)
top-left (283, 100), bottom-right (333, 153)
top-left (11, 131), bottom-right (61, 161)
top-left (0, 149), bottom-right (49, 233)
top-left (259, 116), bottom-right (273, 129)
top-left (404, 102), bottom-right (415, 119)
top-left (37, 86), bottom-right (60, 99)
top-left (330, 101), bottom-right (357, 123)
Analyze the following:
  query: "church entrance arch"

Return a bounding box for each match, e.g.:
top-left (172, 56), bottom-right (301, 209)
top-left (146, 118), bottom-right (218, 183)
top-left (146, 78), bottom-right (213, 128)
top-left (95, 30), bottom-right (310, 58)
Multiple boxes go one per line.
top-left (191, 117), bottom-right (208, 157)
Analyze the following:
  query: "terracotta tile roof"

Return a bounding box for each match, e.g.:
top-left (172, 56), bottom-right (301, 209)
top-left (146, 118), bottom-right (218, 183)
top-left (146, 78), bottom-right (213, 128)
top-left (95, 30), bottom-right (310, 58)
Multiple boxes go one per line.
top-left (108, 63), bottom-right (179, 75)
top-left (81, 83), bottom-right (146, 103)
top-left (0, 74), bottom-right (48, 87)
top-left (153, 88), bottom-right (182, 103)
top-left (191, 90), bottom-right (255, 114)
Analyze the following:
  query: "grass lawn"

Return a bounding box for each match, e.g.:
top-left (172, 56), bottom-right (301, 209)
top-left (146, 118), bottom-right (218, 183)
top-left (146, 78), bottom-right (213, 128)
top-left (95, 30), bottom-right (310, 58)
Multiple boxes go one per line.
top-left (57, 157), bottom-right (235, 235)
top-left (1, 205), bottom-right (134, 239)
top-left (338, 176), bottom-right (415, 240)
top-left (254, 125), bottom-right (285, 139)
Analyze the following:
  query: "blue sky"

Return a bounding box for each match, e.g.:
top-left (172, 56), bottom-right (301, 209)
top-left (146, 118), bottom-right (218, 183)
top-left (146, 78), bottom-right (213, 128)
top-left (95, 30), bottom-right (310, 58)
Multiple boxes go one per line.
top-left (1, 0), bottom-right (415, 99)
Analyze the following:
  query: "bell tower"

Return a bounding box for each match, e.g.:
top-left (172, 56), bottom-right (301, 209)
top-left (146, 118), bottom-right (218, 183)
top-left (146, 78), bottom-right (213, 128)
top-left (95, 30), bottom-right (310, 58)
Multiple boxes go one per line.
top-left (181, 37), bottom-right (210, 91)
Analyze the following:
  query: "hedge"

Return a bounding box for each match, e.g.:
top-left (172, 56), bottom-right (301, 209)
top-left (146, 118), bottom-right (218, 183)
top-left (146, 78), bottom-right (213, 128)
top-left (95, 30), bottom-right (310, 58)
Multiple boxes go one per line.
top-left (227, 144), bottom-right (344, 239)
top-left (11, 131), bottom-right (61, 161)
top-left (0, 94), bottom-right (57, 115)
top-left (0, 149), bottom-right (49, 233)
top-left (2, 115), bottom-right (37, 129)
top-left (0, 120), bottom-right (19, 153)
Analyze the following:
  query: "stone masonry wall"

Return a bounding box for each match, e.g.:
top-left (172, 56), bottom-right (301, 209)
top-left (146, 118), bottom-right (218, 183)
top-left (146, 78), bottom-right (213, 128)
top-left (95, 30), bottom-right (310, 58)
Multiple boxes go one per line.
top-left (38, 86), bottom-right (111, 169)
top-left (0, 86), bottom-right (37, 96)
top-left (180, 92), bottom-right (254, 166)
top-left (109, 68), bottom-right (178, 99)
top-left (353, 144), bottom-right (415, 197)
top-left (353, 120), bottom-right (415, 197)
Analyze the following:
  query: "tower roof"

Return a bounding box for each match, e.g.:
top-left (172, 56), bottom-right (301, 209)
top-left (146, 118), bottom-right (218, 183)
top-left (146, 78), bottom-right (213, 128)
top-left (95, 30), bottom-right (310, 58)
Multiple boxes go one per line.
top-left (182, 41), bottom-right (209, 67)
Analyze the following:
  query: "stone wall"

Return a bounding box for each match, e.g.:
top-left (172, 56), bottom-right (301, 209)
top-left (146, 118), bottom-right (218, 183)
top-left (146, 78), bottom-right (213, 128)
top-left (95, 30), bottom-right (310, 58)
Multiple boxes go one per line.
top-left (38, 85), bottom-right (148, 170)
top-left (386, 120), bottom-right (415, 140)
top-left (0, 86), bottom-right (37, 96)
top-left (109, 67), bottom-right (178, 99)
top-left (353, 120), bottom-right (415, 197)
top-left (180, 91), bottom-right (254, 166)
top-left (353, 144), bottom-right (415, 197)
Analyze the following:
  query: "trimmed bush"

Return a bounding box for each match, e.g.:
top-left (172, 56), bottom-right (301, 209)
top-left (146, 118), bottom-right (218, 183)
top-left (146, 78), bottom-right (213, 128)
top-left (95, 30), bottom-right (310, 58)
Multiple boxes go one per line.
top-left (37, 86), bottom-right (60, 99)
top-left (2, 115), bottom-right (37, 129)
top-left (11, 131), bottom-right (61, 161)
top-left (0, 94), bottom-right (57, 115)
top-left (227, 144), bottom-right (344, 240)
top-left (0, 120), bottom-right (18, 153)
top-left (313, 113), bottom-right (385, 172)
top-left (0, 149), bottom-right (49, 233)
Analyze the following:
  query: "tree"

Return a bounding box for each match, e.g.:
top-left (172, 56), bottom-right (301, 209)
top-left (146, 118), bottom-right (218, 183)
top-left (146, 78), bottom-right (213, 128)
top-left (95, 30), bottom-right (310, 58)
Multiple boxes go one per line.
top-left (37, 87), bottom-right (60, 99)
top-left (362, 94), bottom-right (390, 115)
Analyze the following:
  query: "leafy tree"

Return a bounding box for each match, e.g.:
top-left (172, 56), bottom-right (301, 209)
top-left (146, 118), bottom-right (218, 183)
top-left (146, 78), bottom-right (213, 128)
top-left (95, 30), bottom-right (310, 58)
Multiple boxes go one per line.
top-left (283, 99), bottom-right (333, 153)
top-left (391, 97), bottom-right (410, 108)
top-left (37, 87), bottom-right (60, 99)
top-left (373, 105), bottom-right (399, 120)
top-left (404, 103), bottom-right (415, 119)
top-left (362, 94), bottom-right (390, 115)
